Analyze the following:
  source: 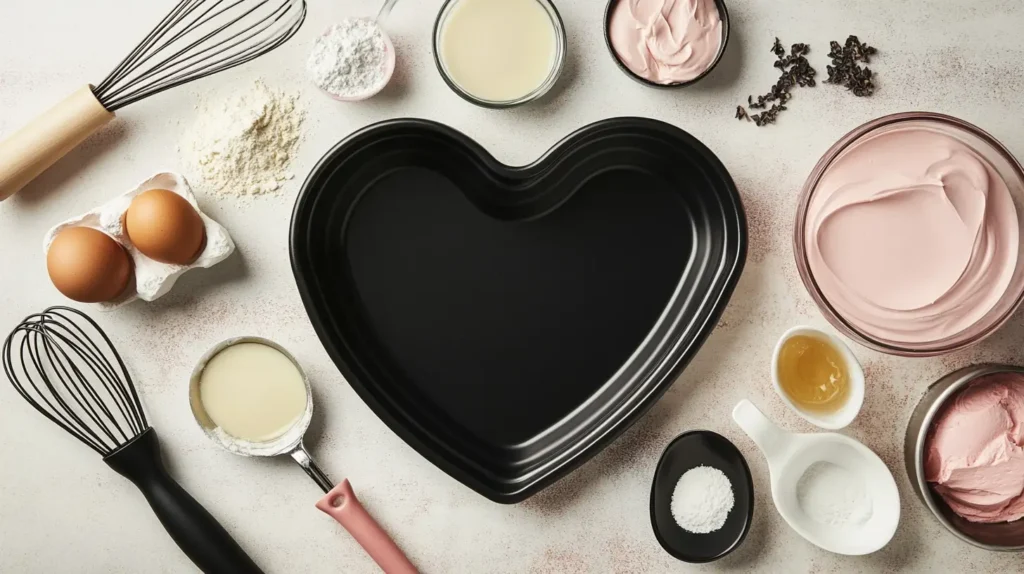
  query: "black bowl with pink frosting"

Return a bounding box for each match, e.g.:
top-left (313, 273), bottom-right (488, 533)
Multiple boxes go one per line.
top-left (604, 0), bottom-right (730, 88)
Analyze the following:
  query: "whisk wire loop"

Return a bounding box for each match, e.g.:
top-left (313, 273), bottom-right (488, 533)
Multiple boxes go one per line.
top-left (95, 0), bottom-right (200, 95)
top-left (3, 307), bottom-right (149, 456)
top-left (44, 315), bottom-right (140, 444)
top-left (9, 324), bottom-right (104, 454)
top-left (38, 324), bottom-right (123, 448)
top-left (93, 0), bottom-right (307, 112)
top-left (111, 1), bottom-right (294, 102)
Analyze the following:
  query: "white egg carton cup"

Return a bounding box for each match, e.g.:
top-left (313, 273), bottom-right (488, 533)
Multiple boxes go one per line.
top-left (43, 172), bottom-right (235, 309)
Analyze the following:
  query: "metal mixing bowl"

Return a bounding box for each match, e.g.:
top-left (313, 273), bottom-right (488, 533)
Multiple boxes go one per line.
top-left (905, 363), bottom-right (1024, 551)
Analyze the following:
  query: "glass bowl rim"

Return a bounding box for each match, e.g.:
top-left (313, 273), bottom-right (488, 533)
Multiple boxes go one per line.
top-left (793, 111), bottom-right (1024, 357)
top-left (431, 0), bottom-right (567, 109)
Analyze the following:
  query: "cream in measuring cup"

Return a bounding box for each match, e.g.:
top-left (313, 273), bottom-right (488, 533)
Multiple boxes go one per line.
top-left (189, 337), bottom-right (418, 573)
top-left (198, 342), bottom-right (308, 443)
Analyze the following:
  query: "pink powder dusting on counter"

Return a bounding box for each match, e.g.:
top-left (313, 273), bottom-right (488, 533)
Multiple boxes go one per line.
top-left (926, 372), bottom-right (1024, 523)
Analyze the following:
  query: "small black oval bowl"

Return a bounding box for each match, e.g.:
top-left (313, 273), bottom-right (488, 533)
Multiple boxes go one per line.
top-left (604, 0), bottom-right (730, 88)
top-left (650, 430), bottom-right (753, 563)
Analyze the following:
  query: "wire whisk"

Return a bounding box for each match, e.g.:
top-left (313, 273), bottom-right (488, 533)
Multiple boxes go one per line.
top-left (2, 306), bottom-right (265, 573)
top-left (0, 0), bottom-right (307, 201)
top-left (95, 0), bottom-right (308, 111)
top-left (3, 306), bottom-right (148, 456)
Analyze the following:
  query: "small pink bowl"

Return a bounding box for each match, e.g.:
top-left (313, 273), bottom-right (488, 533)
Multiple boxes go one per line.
top-left (315, 20), bottom-right (396, 102)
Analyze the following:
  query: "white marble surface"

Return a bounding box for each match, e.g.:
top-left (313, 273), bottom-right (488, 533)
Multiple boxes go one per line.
top-left (2, 0), bottom-right (1024, 572)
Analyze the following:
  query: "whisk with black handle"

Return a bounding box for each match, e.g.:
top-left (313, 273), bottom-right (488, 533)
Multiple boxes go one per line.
top-left (0, 0), bottom-right (307, 201)
top-left (3, 307), bottom-right (264, 574)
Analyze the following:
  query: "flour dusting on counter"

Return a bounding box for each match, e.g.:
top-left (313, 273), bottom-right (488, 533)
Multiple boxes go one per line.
top-left (180, 81), bottom-right (304, 199)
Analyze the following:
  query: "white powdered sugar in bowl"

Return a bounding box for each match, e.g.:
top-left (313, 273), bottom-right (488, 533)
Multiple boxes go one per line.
top-left (307, 18), bottom-right (396, 101)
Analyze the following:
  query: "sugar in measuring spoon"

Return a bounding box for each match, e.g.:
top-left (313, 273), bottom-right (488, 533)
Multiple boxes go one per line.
top-left (732, 399), bottom-right (899, 555)
top-left (190, 337), bottom-right (417, 573)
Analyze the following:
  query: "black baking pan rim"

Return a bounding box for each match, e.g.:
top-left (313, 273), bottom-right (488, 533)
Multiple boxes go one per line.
top-left (290, 117), bottom-right (747, 503)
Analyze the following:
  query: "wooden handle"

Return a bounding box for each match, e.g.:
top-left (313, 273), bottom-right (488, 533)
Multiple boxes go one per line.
top-left (0, 85), bottom-right (114, 201)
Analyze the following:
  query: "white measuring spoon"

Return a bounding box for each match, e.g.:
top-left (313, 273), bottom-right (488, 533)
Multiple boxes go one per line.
top-left (190, 337), bottom-right (417, 573)
top-left (732, 400), bottom-right (899, 555)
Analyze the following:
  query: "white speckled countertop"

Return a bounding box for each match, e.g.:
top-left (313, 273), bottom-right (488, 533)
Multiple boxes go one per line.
top-left (2, 0), bottom-right (1024, 572)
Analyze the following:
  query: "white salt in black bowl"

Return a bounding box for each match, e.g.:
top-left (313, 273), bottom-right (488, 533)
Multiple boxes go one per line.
top-left (650, 430), bottom-right (754, 562)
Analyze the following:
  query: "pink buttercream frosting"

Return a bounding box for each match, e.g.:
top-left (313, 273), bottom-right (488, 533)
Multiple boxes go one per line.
top-left (925, 373), bottom-right (1024, 523)
top-left (804, 122), bottom-right (1019, 344)
top-left (608, 0), bottom-right (723, 84)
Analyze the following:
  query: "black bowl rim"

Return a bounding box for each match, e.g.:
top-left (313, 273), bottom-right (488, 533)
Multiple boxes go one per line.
top-left (649, 429), bottom-right (755, 562)
top-left (603, 0), bottom-right (731, 89)
top-left (290, 117), bottom-right (748, 503)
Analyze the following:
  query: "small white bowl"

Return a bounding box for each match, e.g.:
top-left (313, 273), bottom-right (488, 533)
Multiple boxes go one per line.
top-left (771, 326), bottom-right (865, 430)
top-left (314, 19), bottom-right (396, 102)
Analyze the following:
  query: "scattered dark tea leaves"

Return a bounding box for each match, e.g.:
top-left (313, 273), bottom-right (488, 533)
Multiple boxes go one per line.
top-left (736, 35), bottom-right (881, 125)
top-left (825, 35), bottom-right (878, 97)
top-left (736, 37), bottom-right (816, 126)
top-left (771, 37), bottom-right (785, 58)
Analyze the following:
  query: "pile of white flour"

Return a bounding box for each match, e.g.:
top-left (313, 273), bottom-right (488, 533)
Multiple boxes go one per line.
top-left (180, 81), bottom-right (304, 199)
top-left (307, 18), bottom-right (389, 98)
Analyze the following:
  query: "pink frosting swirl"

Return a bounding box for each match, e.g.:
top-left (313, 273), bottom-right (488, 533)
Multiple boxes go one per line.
top-left (608, 0), bottom-right (723, 84)
top-left (926, 373), bottom-right (1024, 523)
top-left (805, 122), bottom-right (1019, 344)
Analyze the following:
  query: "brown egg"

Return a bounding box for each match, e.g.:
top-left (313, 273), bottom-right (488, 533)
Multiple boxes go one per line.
top-left (125, 189), bottom-right (206, 264)
top-left (47, 227), bottom-right (132, 303)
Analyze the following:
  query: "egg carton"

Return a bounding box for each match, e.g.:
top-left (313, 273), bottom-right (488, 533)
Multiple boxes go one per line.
top-left (43, 172), bottom-right (235, 309)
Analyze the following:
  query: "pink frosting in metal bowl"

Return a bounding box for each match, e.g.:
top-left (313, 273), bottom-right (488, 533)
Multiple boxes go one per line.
top-left (804, 123), bottom-right (1019, 345)
top-left (608, 0), bottom-right (723, 84)
top-left (926, 373), bottom-right (1024, 523)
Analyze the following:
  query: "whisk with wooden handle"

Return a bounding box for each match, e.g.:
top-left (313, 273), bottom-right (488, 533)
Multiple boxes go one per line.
top-left (3, 307), bottom-right (264, 574)
top-left (0, 0), bottom-right (307, 201)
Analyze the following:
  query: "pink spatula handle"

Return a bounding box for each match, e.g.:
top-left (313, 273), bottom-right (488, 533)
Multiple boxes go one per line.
top-left (316, 479), bottom-right (418, 574)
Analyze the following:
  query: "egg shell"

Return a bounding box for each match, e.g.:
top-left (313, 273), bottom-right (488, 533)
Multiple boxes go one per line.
top-left (42, 172), bottom-right (235, 309)
top-left (46, 227), bottom-right (132, 303)
top-left (126, 189), bottom-right (206, 264)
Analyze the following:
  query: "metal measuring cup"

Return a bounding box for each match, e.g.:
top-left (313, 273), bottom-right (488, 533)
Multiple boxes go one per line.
top-left (189, 337), bottom-right (417, 573)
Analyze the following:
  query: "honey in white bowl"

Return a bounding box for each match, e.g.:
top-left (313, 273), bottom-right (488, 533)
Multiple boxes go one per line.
top-left (776, 334), bottom-right (849, 414)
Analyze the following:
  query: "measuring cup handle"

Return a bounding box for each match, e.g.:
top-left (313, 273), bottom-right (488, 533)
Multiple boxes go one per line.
top-left (732, 399), bottom-right (791, 462)
top-left (316, 480), bottom-right (418, 574)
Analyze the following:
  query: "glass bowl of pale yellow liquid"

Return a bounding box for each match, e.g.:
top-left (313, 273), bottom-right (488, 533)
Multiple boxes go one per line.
top-left (433, 0), bottom-right (566, 108)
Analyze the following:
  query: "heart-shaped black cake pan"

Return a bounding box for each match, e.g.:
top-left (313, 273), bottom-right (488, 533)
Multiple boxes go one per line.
top-left (291, 118), bottom-right (746, 503)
